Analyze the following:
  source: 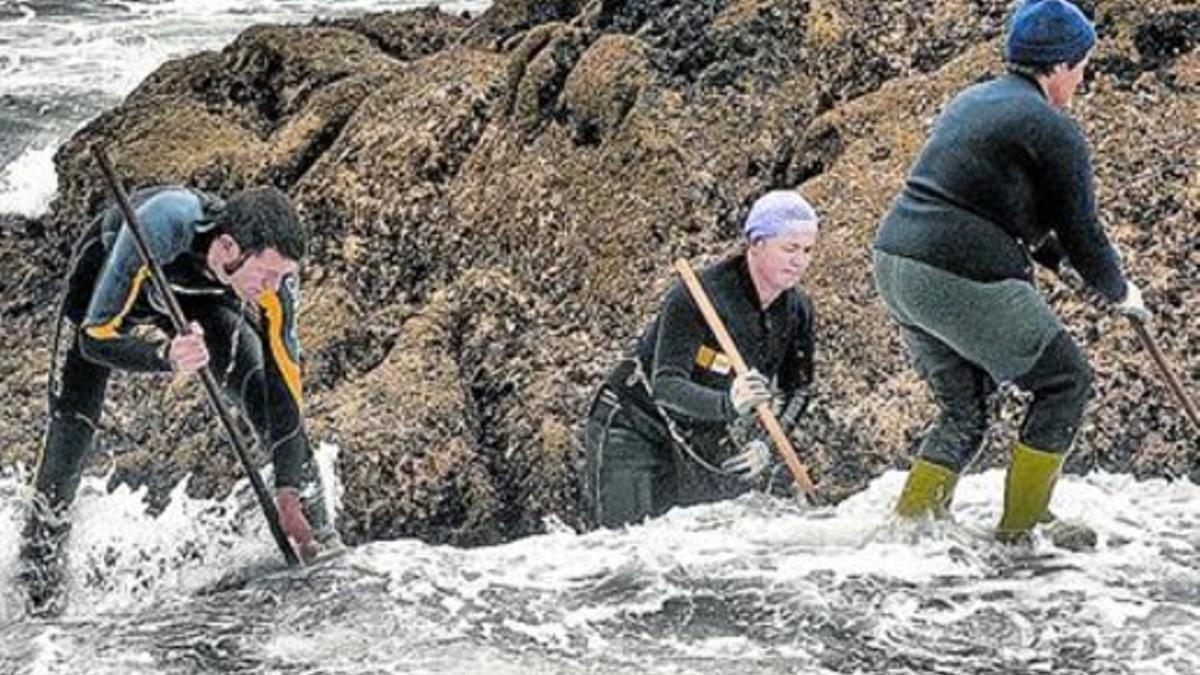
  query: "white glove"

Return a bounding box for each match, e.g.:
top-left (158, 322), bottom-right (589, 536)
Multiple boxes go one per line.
top-left (721, 438), bottom-right (772, 480)
top-left (729, 369), bottom-right (772, 417)
top-left (1115, 280), bottom-right (1151, 323)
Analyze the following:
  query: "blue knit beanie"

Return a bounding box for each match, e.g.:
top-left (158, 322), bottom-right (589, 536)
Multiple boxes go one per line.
top-left (744, 190), bottom-right (819, 243)
top-left (1005, 0), bottom-right (1096, 66)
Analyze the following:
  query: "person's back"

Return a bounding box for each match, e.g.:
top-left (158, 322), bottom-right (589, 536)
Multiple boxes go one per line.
top-left (875, 73), bottom-right (1123, 301)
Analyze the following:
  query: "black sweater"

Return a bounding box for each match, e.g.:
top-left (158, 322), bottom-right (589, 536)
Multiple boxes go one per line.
top-left (874, 73), bottom-right (1127, 302)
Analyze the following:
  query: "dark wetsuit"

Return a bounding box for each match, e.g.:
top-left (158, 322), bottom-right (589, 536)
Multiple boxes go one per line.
top-left (873, 72), bottom-right (1129, 470)
top-left (581, 253), bottom-right (815, 527)
top-left (33, 186), bottom-right (314, 516)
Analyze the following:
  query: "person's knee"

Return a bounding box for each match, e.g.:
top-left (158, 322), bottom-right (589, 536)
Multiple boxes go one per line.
top-left (34, 413), bottom-right (98, 506)
top-left (945, 402), bottom-right (989, 448)
top-left (1030, 332), bottom-right (1094, 410)
top-left (1017, 331), bottom-right (1093, 450)
top-left (922, 368), bottom-right (991, 469)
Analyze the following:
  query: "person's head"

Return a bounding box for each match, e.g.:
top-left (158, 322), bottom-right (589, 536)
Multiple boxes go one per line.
top-left (743, 190), bottom-right (819, 300)
top-left (1004, 0), bottom-right (1095, 107)
top-left (206, 186), bottom-right (306, 299)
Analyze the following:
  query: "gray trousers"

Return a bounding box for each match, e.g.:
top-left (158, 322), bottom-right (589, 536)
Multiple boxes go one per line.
top-left (873, 251), bottom-right (1094, 471)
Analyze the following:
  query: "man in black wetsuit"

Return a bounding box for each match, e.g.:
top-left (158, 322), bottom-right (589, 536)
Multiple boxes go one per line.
top-left (581, 190), bottom-right (819, 528)
top-left (873, 0), bottom-right (1150, 544)
top-left (21, 184), bottom-right (336, 613)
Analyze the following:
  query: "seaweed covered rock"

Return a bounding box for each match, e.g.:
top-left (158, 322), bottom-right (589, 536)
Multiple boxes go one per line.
top-left (0, 0), bottom-right (1196, 545)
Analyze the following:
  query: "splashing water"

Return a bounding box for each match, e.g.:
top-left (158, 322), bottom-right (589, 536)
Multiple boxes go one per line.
top-left (0, 0), bottom-right (488, 216)
top-left (2, 452), bottom-right (1198, 675)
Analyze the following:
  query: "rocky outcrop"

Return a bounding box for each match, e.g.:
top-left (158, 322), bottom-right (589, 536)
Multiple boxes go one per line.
top-left (1, 0), bottom-right (1197, 544)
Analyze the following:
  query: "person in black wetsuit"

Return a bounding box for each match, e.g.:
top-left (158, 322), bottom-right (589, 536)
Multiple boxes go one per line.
top-left (873, 0), bottom-right (1150, 545)
top-left (21, 184), bottom-right (337, 614)
top-left (581, 190), bottom-right (820, 528)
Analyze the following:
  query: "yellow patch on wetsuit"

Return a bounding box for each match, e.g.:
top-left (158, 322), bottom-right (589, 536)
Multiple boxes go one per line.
top-left (695, 345), bottom-right (732, 375)
top-left (259, 289), bottom-right (302, 407)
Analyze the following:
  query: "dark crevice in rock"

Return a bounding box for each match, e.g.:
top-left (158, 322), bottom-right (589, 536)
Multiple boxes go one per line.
top-left (815, 45), bottom-right (901, 107)
top-left (442, 281), bottom-right (546, 543)
top-left (910, 36), bottom-right (966, 74)
top-left (464, 0), bottom-right (587, 51)
top-left (1135, 10), bottom-right (1200, 68)
top-left (570, 117), bottom-right (603, 146)
top-left (319, 8), bottom-right (471, 63)
top-left (1090, 55), bottom-right (1143, 85)
top-left (769, 134), bottom-right (796, 187)
top-left (503, 23), bottom-right (593, 139)
top-left (193, 38), bottom-right (357, 140)
top-left (502, 26), bottom-right (559, 118)
top-left (1093, 9), bottom-right (1200, 88)
top-left (264, 104), bottom-right (358, 189)
top-left (527, 34), bottom-right (589, 138)
top-left (217, 42), bottom-right (286, 131)
top-left (283, 71), bottom-right (355, 117)
top-left (307, 328), bottom-right (398, 394)
top-left (418, 89), bottom-right (497, 185)
top-left (791, 122), bottom-right (844, 186)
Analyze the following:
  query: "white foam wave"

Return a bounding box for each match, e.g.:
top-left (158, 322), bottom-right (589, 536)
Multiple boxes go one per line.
top-left (0, 143), bottom-right (58, 216)
top-left (0, 0), bottom-right (489, 216)
top-left (0, 442), bottom-right (342, 622)
top-left (2, 457), bottom-right (1198, 673)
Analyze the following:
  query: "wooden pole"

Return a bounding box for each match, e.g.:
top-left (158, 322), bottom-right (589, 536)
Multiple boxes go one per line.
top-left (1129, 316), bottom-right (1200, 433)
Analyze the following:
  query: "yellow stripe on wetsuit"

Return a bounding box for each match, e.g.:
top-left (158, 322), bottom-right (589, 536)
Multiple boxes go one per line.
top-left (84, 265), bottom-right (151, 340)
top-left (258, 289), bottom-right (302, 407)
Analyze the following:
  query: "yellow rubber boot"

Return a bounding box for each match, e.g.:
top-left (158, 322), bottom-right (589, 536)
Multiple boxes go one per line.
top-left (996, 442), bottom-right (1065, 543)
top-left (896, 459), bottom-right (959, 519)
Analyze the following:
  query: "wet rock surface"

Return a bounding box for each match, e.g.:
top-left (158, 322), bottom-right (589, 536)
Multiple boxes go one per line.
top-left (0, 0), bottom-right (1196, 545)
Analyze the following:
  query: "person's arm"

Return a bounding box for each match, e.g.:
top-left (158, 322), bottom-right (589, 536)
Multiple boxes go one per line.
top-left (79, 190), bottom-right (203, 372)
top-left (650, 283), bottom-right (738, 423)
top-left (1028, 231), bottom-right (1067, 271)
top-left (257, 273), bottom-right (306, 489)
top-left (254, 274), bottom-right (321, 559)
top-left (1039, 117), bottom-right (1127, 302)
top-left (78, 331), bottom-right (172, 372)
top-left (775, 294), bottom-right (815, 431)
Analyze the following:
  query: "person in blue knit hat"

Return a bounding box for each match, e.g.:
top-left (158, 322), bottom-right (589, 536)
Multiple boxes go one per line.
top-left (873, 0), bottom-right (1149, 548)
top-left (580, 190), bottom-right (820, 527)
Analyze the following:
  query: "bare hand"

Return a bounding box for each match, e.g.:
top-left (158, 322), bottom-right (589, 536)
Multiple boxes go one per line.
top-left (276, 488), bottom-right (318, 563)
top-left (168, 322), bottom-right (209, 374)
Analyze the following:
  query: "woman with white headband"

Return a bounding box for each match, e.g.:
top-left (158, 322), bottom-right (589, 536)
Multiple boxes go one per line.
top-left (580, 190), bottom-right (820, 528)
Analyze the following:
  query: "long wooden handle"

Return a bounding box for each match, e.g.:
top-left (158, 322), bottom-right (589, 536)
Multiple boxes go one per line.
top-left (1130, 316), bottom-right (1200, 432)
top-left (674, 259), bottom-right (817, 497)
